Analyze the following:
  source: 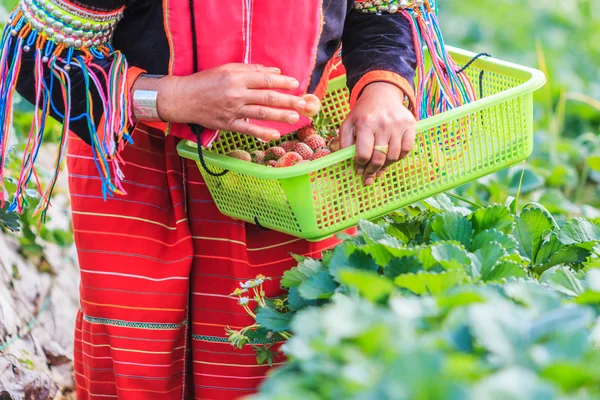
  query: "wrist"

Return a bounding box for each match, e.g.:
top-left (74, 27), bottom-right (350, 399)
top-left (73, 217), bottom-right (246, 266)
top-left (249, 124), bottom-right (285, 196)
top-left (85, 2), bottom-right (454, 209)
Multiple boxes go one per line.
top-left (132, 74), bottom-right (179, 122)
top-left (362, 82), bottom-right (410, 108)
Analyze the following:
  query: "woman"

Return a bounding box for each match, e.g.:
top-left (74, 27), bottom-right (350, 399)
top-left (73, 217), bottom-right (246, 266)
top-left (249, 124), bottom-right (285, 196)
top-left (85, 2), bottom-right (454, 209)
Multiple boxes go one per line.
top-left (0, 0), bottom-right (417, 398)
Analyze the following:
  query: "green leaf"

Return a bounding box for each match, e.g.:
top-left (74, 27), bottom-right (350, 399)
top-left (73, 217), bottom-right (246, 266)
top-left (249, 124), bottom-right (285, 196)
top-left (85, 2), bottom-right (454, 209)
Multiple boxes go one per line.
top-left (588, 155), bottom-right (600, 171)
top-left (472, 229), bottom-right (519, 253)
top-left (482, 260), bottom-right (527, 282)
top-left (510, 167), bottom-right (545, 194)
top-left (383, 256), bottom-right (422, 279)
top-left (534, 232), bottom-right (564, 265)
top-left (395, 270), bottom-right (464, 295)
top-left (541, 363), bottom-right (596, 392)
top-left (475, 242), bottom-right (507, 279)
top-left (339, 270), bottom-right (395, 302)
top-left (328, 243), bottom-right (379, 281)
top-left (558, 218), bottom-right (600, 250)
top-left (472, 368), bottom-right (556, 400)
top-left (430, 242), bottom-right (472, 271)
top-left (297, 270), bottom-right (337, 300)
top-left (0, 203), bottom-right (20, 232)
top-left (540, 266), bottom-right (585, 297)
top-left (514, 206), bottom-right (556, 261)
top-left (358, 220), bottom-right (387, 243)
top-left (256, 307), bottom-right (292, 333)
top-left (430, 211), bottom-right (473, 247)
top-left (471, 205), bottom-right (514, 234)
top-left (281, 258), bottom-right (323, 288)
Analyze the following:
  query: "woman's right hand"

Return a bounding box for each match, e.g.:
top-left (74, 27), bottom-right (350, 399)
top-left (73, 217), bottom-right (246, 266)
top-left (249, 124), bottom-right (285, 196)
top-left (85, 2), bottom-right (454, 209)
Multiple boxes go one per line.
top-left (133, 63), bottom-right (307, 141)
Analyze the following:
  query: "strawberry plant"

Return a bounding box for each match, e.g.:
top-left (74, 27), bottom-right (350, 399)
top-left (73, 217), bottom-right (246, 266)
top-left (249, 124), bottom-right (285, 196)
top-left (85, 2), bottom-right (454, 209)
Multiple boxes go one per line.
top-left (225, 195), bottom-right (600, 398)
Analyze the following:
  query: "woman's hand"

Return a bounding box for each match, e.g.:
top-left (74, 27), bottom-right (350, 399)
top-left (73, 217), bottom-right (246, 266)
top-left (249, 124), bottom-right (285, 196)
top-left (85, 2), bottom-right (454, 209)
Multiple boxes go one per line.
top-left (340, 82), bottom-right (417, 186)
top-left (133, 63), bottom-right (308, 141)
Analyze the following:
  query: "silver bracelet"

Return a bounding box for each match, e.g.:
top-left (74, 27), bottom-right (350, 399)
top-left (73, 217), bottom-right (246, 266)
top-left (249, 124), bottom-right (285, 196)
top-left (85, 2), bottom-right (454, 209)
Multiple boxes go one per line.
top-left (132, 89), bottom-right (162, 122)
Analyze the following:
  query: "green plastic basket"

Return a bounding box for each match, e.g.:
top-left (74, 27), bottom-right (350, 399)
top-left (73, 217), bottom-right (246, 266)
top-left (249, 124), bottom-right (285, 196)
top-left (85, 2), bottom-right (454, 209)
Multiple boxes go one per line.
top-left (177, 47), bottom-right (546, 241)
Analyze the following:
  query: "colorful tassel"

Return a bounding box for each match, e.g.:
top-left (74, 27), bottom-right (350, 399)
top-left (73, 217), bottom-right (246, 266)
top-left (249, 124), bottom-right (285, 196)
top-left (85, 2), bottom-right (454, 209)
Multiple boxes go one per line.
top-left (0, 4), bottom-right (132, 221)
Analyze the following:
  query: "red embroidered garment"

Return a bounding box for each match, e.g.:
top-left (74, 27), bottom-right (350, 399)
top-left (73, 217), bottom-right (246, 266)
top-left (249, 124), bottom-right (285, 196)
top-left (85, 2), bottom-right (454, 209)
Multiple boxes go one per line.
top-left (0, 0), bottom-right (416, 398)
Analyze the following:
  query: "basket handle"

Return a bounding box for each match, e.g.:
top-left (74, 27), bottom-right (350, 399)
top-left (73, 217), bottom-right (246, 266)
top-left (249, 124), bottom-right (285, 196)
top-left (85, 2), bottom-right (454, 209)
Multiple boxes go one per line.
top-left (456, 52), bottom-right (492, 100)
top-left (189, 124), bottom-right (230, 177)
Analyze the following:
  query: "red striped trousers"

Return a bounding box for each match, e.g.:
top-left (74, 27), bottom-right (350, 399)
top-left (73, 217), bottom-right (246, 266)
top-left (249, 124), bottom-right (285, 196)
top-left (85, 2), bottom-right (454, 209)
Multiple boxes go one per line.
top-left (67, 125), bottom-right (342, 400)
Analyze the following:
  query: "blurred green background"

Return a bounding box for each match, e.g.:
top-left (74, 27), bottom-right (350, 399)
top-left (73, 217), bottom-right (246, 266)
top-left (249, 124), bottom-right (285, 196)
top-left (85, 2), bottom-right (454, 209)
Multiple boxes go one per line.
top-left (1, 0), bottom-right (599, 232)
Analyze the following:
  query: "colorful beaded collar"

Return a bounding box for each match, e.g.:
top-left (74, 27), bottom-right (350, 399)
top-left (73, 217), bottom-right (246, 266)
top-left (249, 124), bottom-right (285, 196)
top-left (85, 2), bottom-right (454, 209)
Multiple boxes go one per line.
top-left (354, 0), bottom-right (424, 14)
top-left (17, 0), bottom-right (123, 49)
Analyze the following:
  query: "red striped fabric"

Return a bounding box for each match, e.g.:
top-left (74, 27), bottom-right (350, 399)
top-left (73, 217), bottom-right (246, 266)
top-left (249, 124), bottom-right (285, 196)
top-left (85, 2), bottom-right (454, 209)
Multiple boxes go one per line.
top-left (67, 125), bottom-right (347, 399)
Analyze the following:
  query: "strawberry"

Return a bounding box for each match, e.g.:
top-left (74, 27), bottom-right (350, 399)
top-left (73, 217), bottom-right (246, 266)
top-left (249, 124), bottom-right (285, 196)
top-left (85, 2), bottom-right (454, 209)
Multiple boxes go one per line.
top-left (280, 140), bottom-right (298, 152)
top-left (312, 148), bottom-right (332, 160)
top-left (227, 150), bottom-right (251, 162)
top-left (297, 160), bottom-right (310, 165)
top-left (267, 160), bottom-right (277, 167)
top-left (297, 125), bottom-right (316, 142)
top-left (328, 136), bottom-right (341, 153)
top-left (303, 134), bottom-right (326, 150)
top-left (275, 152), bottom-right (303, 168)
top-left (251, 150), bottom-right (267, 164)
top-left (268, 146), bottom-right (286, 159)
top-left (293, 142), bottom-right (314, 160)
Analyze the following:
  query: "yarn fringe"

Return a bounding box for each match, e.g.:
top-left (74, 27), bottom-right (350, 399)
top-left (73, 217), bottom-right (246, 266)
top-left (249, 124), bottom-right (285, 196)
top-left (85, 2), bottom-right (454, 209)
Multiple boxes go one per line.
top-left (403, 1), bottom-right (478, 120)
top-left (0, 9), bottom-right (132, 222)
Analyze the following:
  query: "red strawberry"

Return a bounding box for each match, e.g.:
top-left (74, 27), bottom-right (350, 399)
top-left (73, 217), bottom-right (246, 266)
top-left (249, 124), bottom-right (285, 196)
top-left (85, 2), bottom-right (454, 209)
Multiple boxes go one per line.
top-left (275, 152), bottom-right (303, 168)
top-left (312, 148), bottom-right (332, 160)
top-left (328, 136), bottom-right (341, 153)
top-left (297, 160), bottom-right (310, 165)
top-left (251, 150), bottom-right (267, 164)
top-left (268, 146), bottom-right (286, 159)
top-left (227, 150), bottom-right (251, 162)
top-left (267, 160), bottom-right (277, 167)
top-left (297, 125), bottom-right (316, 142)
top-left (293, 142), bottom-right (314, 160)
top-left (303, 134), bottom-right (326, 150)
top-left (280, 140), bottom-right (298, 152)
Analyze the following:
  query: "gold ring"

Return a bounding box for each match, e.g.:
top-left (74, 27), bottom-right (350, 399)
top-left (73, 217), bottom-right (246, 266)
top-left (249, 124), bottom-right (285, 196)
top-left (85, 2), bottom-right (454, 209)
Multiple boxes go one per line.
top-left (374, 145), bottom-right (389, 155)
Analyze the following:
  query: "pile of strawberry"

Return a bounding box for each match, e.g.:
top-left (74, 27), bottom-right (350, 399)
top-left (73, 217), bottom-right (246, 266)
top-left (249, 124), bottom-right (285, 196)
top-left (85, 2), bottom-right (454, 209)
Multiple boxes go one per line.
top-left (226, 116), bottom-right (341, 168)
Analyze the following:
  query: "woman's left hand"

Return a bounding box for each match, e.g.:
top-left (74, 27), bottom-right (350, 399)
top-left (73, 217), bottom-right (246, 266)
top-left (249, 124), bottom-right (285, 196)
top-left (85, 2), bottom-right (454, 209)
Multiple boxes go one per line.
top-left (340, 82), bottom-right (416, 186)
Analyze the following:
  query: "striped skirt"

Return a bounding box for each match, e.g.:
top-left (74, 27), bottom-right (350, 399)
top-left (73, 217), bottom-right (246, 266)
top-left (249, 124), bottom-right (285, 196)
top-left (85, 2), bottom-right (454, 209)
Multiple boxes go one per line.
top-left (67, 125), bottom-right (342, 399)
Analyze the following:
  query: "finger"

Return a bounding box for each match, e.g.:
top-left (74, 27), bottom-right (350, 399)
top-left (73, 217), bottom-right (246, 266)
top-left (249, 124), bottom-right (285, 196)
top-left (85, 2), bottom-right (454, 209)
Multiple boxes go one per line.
top-left (363, 146), bottom-right (387, 186)
top-left (246, 90), bottom-right (306, 111)
top-left (376, 168), bottom-right (387, 178)
top-left (245, 72), bottom-right (299, 90)
top-left (238, 105), bottom-right (300, 124)
top-left (383, 130), bottom-right (403, 169)
top-left (339, 119), bottom-right (355, 149)
top-left (229, 119), bottom-right (281, 142)
top-left (225, 63), bottom-right (281, 74)
top-left (400, 125), bottom-right (417, 160)
top-left (354, 125), bottom-right (375, 176)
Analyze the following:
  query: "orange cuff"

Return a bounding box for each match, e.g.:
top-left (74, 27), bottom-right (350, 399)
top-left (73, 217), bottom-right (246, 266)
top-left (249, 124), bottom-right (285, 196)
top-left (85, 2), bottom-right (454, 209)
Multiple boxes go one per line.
top-left (349, 70), bottom-right (417, 118)
top-left (127, 66), bottom-right (168, 132)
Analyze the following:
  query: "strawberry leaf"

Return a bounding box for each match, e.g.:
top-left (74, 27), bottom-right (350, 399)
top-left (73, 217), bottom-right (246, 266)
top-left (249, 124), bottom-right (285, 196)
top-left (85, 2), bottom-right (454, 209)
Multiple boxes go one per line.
top-left (471, 205), bottom-right (514, 235)
top-left (339, 270), bottom-right (395, 302)
top-left (298, 270), bottom-right (337, 300)
top-left (514, 207), bottom-right (556, 261)
top-left (481, 260), bottom-right (527, 282)
top-left (541, 267), bottom-right (585, 297)
top-left (430, 211), bottom-right (473, 247)
top-left (472, 229), bottom-right (519, 253)
top-left (430, 242), bottom-right (472, 272)
top-left (384, 256), bottom-right (423, 279)
top-left (395, 270), bottom-right (465, 295)
top-left (281, 258), bottom-right (323, 288)
top-left (475, 242), bottom-right (507, 279)
top-left (256, 307), bottom-right (292, 333)
top-left (558, 218), bottom-right (600, 250)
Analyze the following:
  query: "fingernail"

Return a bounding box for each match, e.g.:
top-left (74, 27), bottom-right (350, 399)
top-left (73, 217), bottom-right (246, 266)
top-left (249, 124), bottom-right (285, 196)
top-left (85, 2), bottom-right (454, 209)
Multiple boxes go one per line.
top-left (290, 80), bottom-right (299, 89)
top-left (297, 100), bottom-right (307, 109)
top-left (365, 177), bottom-right (374, 186)
top-left (357, 168), bottom-right (365, 176)
top-left (288, 113), bottom-right (300, 123)
top-left (272, 68), bottom-right (281, 74)
top-left (271, 133), bottom-right (281, 141)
